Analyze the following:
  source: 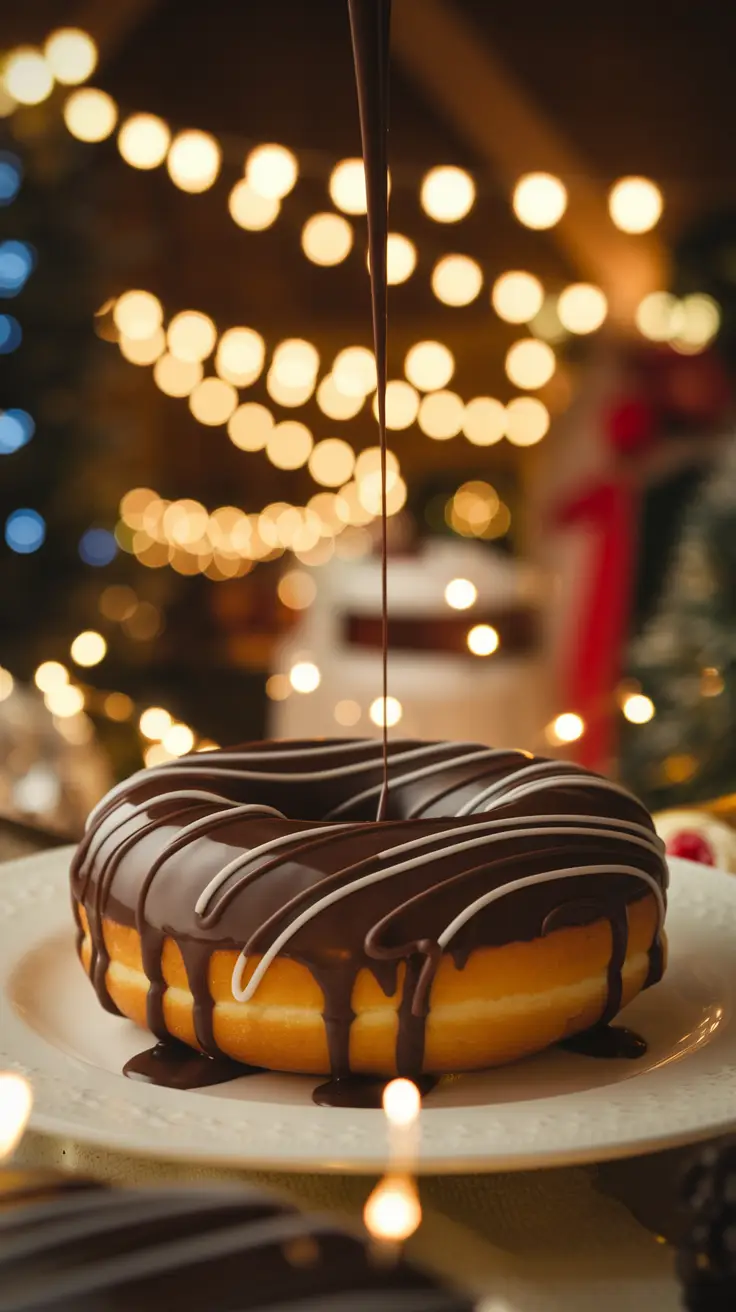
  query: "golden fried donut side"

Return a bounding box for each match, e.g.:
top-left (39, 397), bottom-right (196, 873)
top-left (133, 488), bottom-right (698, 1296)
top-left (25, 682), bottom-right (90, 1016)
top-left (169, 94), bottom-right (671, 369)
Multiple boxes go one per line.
top-left (77, 894), bottom-right (663, 1076)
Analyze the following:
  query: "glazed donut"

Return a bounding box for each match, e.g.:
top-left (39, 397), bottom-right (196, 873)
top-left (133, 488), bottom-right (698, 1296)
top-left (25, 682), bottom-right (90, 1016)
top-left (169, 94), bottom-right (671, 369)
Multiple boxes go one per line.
top-left (71, 739), bottom-right (668, 1080)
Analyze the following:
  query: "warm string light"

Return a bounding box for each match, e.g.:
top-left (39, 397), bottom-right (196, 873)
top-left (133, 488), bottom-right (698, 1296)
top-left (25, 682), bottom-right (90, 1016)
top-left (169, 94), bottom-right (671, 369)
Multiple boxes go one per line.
top-left (431, 254), bottom-right (483, 306)
top-left (404, 341), bottom-right (454, 391)
top-left (635, 291), bottom-right (720, 352)
top-left (108, 289), bottom-right (559, 476)
top-left (446, 480), bottom-right (510, 540)
top-left (420, 166), bottom-right (475, 222)
top-left (622, 692), bottom-right (655, 724)
top-left (467, 624), bottom-right (499, 656)
top-left (608, 176), bottom-right (663, 234)
top-left (0, 1072), bottom-right (32, 1159)
top-left (29, 655), bottom-right (202, 759)
top-left (512, 173), bottom-right (567, 229)
top-left (369, 696), bottom-right (403, 728)
top-left (64, 88), bottom-right (118, 142)
top-left (3, 27), bottom-right (98, 110)
top-left (302, 213), bottom-right (354, 265)
top-left (492, 271), bottom-right (544, 324)
top-left (289, 660), bottom-right (321, 694)
top-left (444, 578), bottom-right (477, 610)
top-left (363, 1079), bottom-right (422, 1246)
top-left (505, 338), bottom-right (556, 390)
top-left (546, 712), bottom-right (585, 746)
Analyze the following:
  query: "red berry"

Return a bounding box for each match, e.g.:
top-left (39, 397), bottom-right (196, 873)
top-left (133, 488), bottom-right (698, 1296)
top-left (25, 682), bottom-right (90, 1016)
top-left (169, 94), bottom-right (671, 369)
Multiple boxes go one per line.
top-left (666, 830), bottom-right (716, 865)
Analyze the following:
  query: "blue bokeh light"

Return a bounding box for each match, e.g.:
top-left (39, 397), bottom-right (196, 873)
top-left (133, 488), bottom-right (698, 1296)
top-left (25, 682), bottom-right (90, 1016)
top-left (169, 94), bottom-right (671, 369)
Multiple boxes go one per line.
top-left (0, 315), bottom-right (22, 353)
top-left (0, 409), bottom-right (34, 454)
top-left (5, 508), bottom-right (45, 554)
top-left (79, 527), bottom-right (118, 567)
top-left (0, 153), bottom-right (22, 206)
top-left (0, 241), bottom-right (36, 297)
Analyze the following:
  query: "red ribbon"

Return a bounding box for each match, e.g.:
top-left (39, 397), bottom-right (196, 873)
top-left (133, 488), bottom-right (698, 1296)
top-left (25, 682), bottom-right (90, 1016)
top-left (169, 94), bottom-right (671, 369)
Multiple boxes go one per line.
top-left (554, 478), bottom-right (638, 771)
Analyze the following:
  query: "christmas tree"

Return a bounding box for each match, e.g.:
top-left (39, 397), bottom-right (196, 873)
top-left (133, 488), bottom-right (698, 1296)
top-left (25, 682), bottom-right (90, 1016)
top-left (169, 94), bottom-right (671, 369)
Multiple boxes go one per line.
top-left (621, 211), bottom-right (736, 808)
top-left (623, 432), bottom-right (736, 809)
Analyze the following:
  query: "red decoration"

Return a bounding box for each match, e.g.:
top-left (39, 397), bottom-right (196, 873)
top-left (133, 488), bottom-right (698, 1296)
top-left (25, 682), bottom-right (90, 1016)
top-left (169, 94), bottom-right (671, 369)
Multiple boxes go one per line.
top-left (552, 342), bottom-right (732, 772)
top-left (607, 398), bottom-right (657, 455)
top-left (553, 480), bottom-right (637, 770)
top-left (665, 830), bottom-right (716, 866)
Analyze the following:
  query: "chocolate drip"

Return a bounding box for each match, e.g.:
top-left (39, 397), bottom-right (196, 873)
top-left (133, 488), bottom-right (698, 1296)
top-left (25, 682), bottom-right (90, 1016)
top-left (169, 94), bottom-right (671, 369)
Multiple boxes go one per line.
top-left (123, 1040), bottom-right (258, 1089)
top-left (308, 959), bottom-right (360, 1079)
top-left (542, 896), bottom-right (628, 1025)
top-left (559, 1026), bottom-right (648, 1060)
top-left (348, 0), bottom-right (391, 821)
top-left (644, 930), bottom-right (665, 990)
top-left (313, 1073), bottom-right (438, 1109)
top-left (177, 938), bottom-right (220, 1056)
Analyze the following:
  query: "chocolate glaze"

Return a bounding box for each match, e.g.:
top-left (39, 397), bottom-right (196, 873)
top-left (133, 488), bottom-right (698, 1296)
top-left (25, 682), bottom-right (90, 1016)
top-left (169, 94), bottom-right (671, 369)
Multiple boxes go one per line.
top-left (0, 1175), bottom-right (472, 1311)
top-left (123, 1039), bottom-right (259, 1090)
top-left (313, 1073), bottom-right (438, 1110)
top-left (559, 1025), bottom-right (648, 1059)
top-left (71, 739), bottom-right (668, 1084)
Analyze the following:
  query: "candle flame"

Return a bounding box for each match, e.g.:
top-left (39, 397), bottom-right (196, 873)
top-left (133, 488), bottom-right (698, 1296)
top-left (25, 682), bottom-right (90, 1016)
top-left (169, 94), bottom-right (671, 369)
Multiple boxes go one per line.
top-left (382, 1077), bottom-right (421, 1127)
top-left (363, 1173), bottom-right (422, 1242)
top-left (0, 1073), bottom-right (32, 1159)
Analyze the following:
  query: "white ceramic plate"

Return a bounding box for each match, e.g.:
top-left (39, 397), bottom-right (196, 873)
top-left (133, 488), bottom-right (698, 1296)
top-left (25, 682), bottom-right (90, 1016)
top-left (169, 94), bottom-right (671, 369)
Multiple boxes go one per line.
top-left (1, 848), bottom-right (735, 1173)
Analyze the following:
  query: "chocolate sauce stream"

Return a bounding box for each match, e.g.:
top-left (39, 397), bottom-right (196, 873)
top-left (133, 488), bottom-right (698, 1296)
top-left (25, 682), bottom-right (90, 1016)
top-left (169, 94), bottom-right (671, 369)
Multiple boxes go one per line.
top-left (348, 0), bottom-right (392, 822)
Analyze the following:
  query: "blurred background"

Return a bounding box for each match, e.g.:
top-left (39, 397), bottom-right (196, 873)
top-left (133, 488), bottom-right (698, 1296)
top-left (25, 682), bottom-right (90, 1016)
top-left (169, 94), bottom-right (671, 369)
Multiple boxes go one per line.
top-left (2, 0), bottom-right (736, 843)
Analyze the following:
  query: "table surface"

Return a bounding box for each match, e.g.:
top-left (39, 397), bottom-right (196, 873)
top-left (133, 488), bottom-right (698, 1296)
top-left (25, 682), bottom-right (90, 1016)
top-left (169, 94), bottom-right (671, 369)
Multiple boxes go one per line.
top-left (16, 1125), bottom-right (704, 1311)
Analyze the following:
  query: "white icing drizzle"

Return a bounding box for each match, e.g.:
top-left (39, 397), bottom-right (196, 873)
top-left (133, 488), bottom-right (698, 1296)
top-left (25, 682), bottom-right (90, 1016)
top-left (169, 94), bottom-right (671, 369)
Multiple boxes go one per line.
top-left (79, 738), bottom-right (666, 1027)
top-left (82, 790), bottom-right (244, 872)
top-left (480, 772), bottom-right (648, 817)
top-left (86, 740), bottom-right (463, 831)
top-left (198, 808), bottom-right (661, 923)
top-left (437, 863), bottom-right (664, 949)
top-left (231, 820), bottom-right (664, 1003)
top-left (325, 747), bottom-right (512, 819)
top-left (195, 822), bottom-right (349, 916)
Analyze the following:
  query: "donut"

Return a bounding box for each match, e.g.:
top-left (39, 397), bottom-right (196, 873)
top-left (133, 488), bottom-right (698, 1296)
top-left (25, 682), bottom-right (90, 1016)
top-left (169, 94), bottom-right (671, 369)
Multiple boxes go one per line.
top-left (0, 1169), bottom-right (471, 1310)
top-left (71, 739), bottom-right (668, 1081)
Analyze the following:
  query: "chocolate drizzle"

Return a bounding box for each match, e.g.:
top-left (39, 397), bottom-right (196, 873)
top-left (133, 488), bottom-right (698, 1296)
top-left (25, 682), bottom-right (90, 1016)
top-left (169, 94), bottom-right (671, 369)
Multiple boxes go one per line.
top-left (71, 739), bottom-right (668, 1087)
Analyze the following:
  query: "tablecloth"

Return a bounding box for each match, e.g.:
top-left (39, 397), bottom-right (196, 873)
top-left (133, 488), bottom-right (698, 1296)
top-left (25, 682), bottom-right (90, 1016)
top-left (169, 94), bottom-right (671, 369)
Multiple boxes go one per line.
top-left (16, 1127), bottom-right (701, 1310)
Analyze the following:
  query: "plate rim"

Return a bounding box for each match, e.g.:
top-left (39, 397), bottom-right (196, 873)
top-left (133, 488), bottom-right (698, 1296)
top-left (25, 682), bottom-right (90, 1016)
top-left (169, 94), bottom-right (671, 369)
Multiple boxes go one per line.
top-left (3, 846), bottom-right (736, 1175)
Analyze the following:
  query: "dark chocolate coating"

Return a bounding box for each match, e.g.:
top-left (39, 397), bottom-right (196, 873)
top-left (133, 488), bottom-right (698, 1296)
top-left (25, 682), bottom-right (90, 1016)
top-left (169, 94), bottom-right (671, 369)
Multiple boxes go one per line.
top-left (71, 739), bottom-right (668, 1079)
top-left (0, 1173), bottom-right (470, 1311)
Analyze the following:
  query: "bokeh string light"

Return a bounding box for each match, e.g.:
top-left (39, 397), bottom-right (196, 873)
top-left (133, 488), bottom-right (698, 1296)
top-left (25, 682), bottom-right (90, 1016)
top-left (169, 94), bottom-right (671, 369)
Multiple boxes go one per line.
top-left (492, 271), bottom-right (544, 324)
top-left (420, 165), bottom-right (475, 222)
top-left (608, 176), bottom-right (663, 234)
top-left (431, 254), bottom-right (483, 306)
top-left (63, 88), bottom-right (118, 142)
top-left (302, 213), bottom-right (354, 265)
top-left (512, 173), bottom-right (568, 229)
top-left (166, 129), bottom-right (221, 193)
top-left (107, 291), bottom-right (558, 462)
top-left (245, 143), bottom-right (298, 199)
